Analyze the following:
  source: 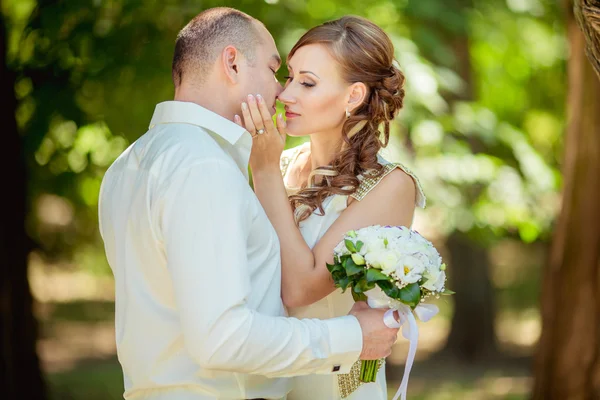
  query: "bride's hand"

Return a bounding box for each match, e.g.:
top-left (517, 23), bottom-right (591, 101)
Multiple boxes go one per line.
top-left (235, 94), bottom-right (287, 173)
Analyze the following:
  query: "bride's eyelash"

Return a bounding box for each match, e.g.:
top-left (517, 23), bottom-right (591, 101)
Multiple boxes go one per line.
top-left (283, 76), bottom-right (315, 88)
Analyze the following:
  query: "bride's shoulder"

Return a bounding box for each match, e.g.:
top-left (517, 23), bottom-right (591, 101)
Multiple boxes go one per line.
top-left (351, 155), bottom-right (426, 208)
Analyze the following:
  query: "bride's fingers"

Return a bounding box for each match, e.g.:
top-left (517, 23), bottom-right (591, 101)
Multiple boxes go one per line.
top-left (240, 102), bottom-right (256, 135)
top-left (256, 95), bottom-right (277, 135)
top-left (276, 113), bottom-right (288, 142)
top-left (234, 115), bottom-right (243, 128)
top-left (247, 95), bottom-right (266, 133)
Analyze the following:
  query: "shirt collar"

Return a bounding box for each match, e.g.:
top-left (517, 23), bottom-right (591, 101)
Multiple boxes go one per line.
top-left (149, 101), bottom-right (247, 145)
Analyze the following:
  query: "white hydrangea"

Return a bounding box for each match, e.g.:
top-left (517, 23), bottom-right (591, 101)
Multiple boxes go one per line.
top-left (333, 225), bottom-right (446, 293)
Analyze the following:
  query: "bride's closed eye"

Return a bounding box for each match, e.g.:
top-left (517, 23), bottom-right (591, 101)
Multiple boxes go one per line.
top-left (283, 76), bottom-right (315, 88)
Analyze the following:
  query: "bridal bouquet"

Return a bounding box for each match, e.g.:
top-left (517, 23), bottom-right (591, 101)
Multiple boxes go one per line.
top-left (327, 225), bottom-right (453, 400)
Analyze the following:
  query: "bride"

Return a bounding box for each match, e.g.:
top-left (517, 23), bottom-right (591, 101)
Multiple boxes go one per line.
top-left (237, 15), bottom-right (426, 400)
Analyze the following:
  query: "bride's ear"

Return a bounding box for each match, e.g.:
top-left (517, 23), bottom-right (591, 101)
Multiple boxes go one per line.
top-left (222, 45), bottom-right (241, 84)
top-left (347, 82), bottom-right (367, 113)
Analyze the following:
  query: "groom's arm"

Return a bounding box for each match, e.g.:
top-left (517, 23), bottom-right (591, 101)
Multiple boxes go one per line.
top-left (159, 158), bottom-right (363, 377)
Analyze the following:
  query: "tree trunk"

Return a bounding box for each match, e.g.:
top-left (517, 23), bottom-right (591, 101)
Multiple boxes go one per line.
top-left (531, 3), bottom-right (600, 399)
top-left (0, 6), bottom-right (48, 400)
top-left (443, 231), bottom-right (498, 361)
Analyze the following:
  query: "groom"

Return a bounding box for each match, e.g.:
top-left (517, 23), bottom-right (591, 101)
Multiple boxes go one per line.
top-left (98, 7), bottom-right (399, 400)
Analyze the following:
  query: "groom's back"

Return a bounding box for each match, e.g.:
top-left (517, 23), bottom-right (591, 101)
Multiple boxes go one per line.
top-left (98, 123), bottom-right (242, 393)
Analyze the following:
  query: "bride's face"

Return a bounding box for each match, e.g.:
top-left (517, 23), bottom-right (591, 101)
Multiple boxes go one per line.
top-left (278, 44), bottom-right (350, 137)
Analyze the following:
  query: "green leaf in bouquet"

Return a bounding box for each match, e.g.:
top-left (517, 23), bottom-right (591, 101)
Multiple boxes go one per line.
top-left (327, 262), bottom-right (344, 275)
top-left (332, 271), bottom-right (346, 283)
top-left (377, 280), bottom-right (400, 299)
top-left (345, 239), bottom-right (357, 253)
top-left (399, 283), bottom-right (421, 309)
top-left (441, 288), bottom-right (456, 295)
top-left (354, 277), bottom-right (376, 293)
top-left (355, 241), bottom-right (364, 252)
top-left (344, 257), bottom-right (364, 276)
top-left (338, 276), bottom-right (351, 291)
top-left (351, 290), bottom-right (368, 302)
top-left (366, 269), bottom-right (389, 283)
top-left (326, 262), bottom-right (335, 273)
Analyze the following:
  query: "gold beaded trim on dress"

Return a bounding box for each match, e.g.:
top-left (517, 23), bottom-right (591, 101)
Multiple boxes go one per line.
top-left (350, 162), bottom-right (426, 208)
top-left (281, 149), bottom-right (426, 208)
top-left (337, 358), bottom-right (385, 398)
top-left (280, 146), bottom-right (303, 178)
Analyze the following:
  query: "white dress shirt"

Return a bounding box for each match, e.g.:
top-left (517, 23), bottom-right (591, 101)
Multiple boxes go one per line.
top-left (98, 101), bottom-right (363, 400)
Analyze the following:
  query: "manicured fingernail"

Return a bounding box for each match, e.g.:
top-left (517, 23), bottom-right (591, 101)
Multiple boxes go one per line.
top-left (256, 94), bottom-right (263, 103)
top-left (242, 102), bottom-right (248, 110)
top-left (247, 94), bottom-right (254, 101)
top-left (278, 113), bottom-right (283, 119)
top-left (234, 114), bottom-right (240, 122)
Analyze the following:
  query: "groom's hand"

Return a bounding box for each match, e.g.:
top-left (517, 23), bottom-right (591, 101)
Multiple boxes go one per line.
top-left (349, 302), bottom-right (400, 360)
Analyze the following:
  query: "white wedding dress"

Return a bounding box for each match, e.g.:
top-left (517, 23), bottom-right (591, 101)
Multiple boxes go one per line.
top-left (280, 144), bottom-right (426, 400)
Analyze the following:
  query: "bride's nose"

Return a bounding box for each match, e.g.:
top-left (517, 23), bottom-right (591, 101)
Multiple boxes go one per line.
top-left (277, 88), bottom-right (295, 105)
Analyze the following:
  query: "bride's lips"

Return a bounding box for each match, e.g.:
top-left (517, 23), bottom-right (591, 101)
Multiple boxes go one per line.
top-left (285, 111), bottom-right (300, 119)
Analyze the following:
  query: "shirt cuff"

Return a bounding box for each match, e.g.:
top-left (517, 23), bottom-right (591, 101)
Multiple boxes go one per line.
top-left (322, 315), bottom-right (363, 374)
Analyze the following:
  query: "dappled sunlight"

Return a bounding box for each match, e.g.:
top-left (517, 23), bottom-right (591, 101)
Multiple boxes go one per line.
top-left (38, 321), bottom-right (116, 373)
top-left (29, 253), bottom-right (114, 303)
top-left (497, 309), bottom-right (541, 349)
top-left (36, 194), bottom-right (74, 227)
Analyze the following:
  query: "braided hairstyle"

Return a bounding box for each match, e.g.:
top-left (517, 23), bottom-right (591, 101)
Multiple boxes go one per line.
top-left (287, 16), bottom-right (406, 223)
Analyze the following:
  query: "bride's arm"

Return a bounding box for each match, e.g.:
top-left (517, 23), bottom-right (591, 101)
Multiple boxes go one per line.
top-left (238, 94), bottom-right (416, 308)
top-left (253, 167), bottom-right (417, 308)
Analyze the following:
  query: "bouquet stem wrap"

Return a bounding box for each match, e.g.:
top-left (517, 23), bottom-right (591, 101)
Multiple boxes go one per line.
top-left (366, 287), bottom-right (439, 400)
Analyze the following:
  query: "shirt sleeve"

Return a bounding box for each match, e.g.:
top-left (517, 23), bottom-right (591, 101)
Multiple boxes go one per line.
top-left (159, 158), bottom-right (363, 377)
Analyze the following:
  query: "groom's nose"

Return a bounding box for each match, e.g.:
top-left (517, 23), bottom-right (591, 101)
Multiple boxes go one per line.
top-left (275, 82), bottom-right (284, 97)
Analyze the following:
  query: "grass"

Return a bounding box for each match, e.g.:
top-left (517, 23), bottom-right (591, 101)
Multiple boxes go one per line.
top-left (48, 359), bottom-right (123, 400)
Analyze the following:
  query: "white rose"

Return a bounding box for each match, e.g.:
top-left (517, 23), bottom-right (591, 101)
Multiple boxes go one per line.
top-left (395, 255), bottom-right (426, 284)
top-left (380, 250), bottom-right (403, 275)
top-left (365, 252), bottom-right (383, 270)
top-left (422, 269), bottom-right (446, 292)
top-left (364, 239), bottom-right (387, 254)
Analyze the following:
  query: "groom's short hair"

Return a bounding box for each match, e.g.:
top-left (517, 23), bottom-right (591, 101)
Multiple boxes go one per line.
top-left (172, 7), bottom-right (262, 87)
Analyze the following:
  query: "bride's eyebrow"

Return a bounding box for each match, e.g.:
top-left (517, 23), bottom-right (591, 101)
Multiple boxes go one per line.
top-left (287, 65), bottom-right (320, 79)
top-left (299, 70), bottom-right (320, 79)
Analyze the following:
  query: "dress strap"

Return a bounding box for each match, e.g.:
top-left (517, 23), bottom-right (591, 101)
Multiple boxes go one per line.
top-left (350, 162), bottom-right (426, 208)
top-left (280, 145), bottom-right (304, 179)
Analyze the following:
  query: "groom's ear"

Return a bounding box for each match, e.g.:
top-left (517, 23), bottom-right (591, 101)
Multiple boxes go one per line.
top-left (222, 45), bottom-right (241, 84)
top-left (347, 82), bottom-right (367, 112)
